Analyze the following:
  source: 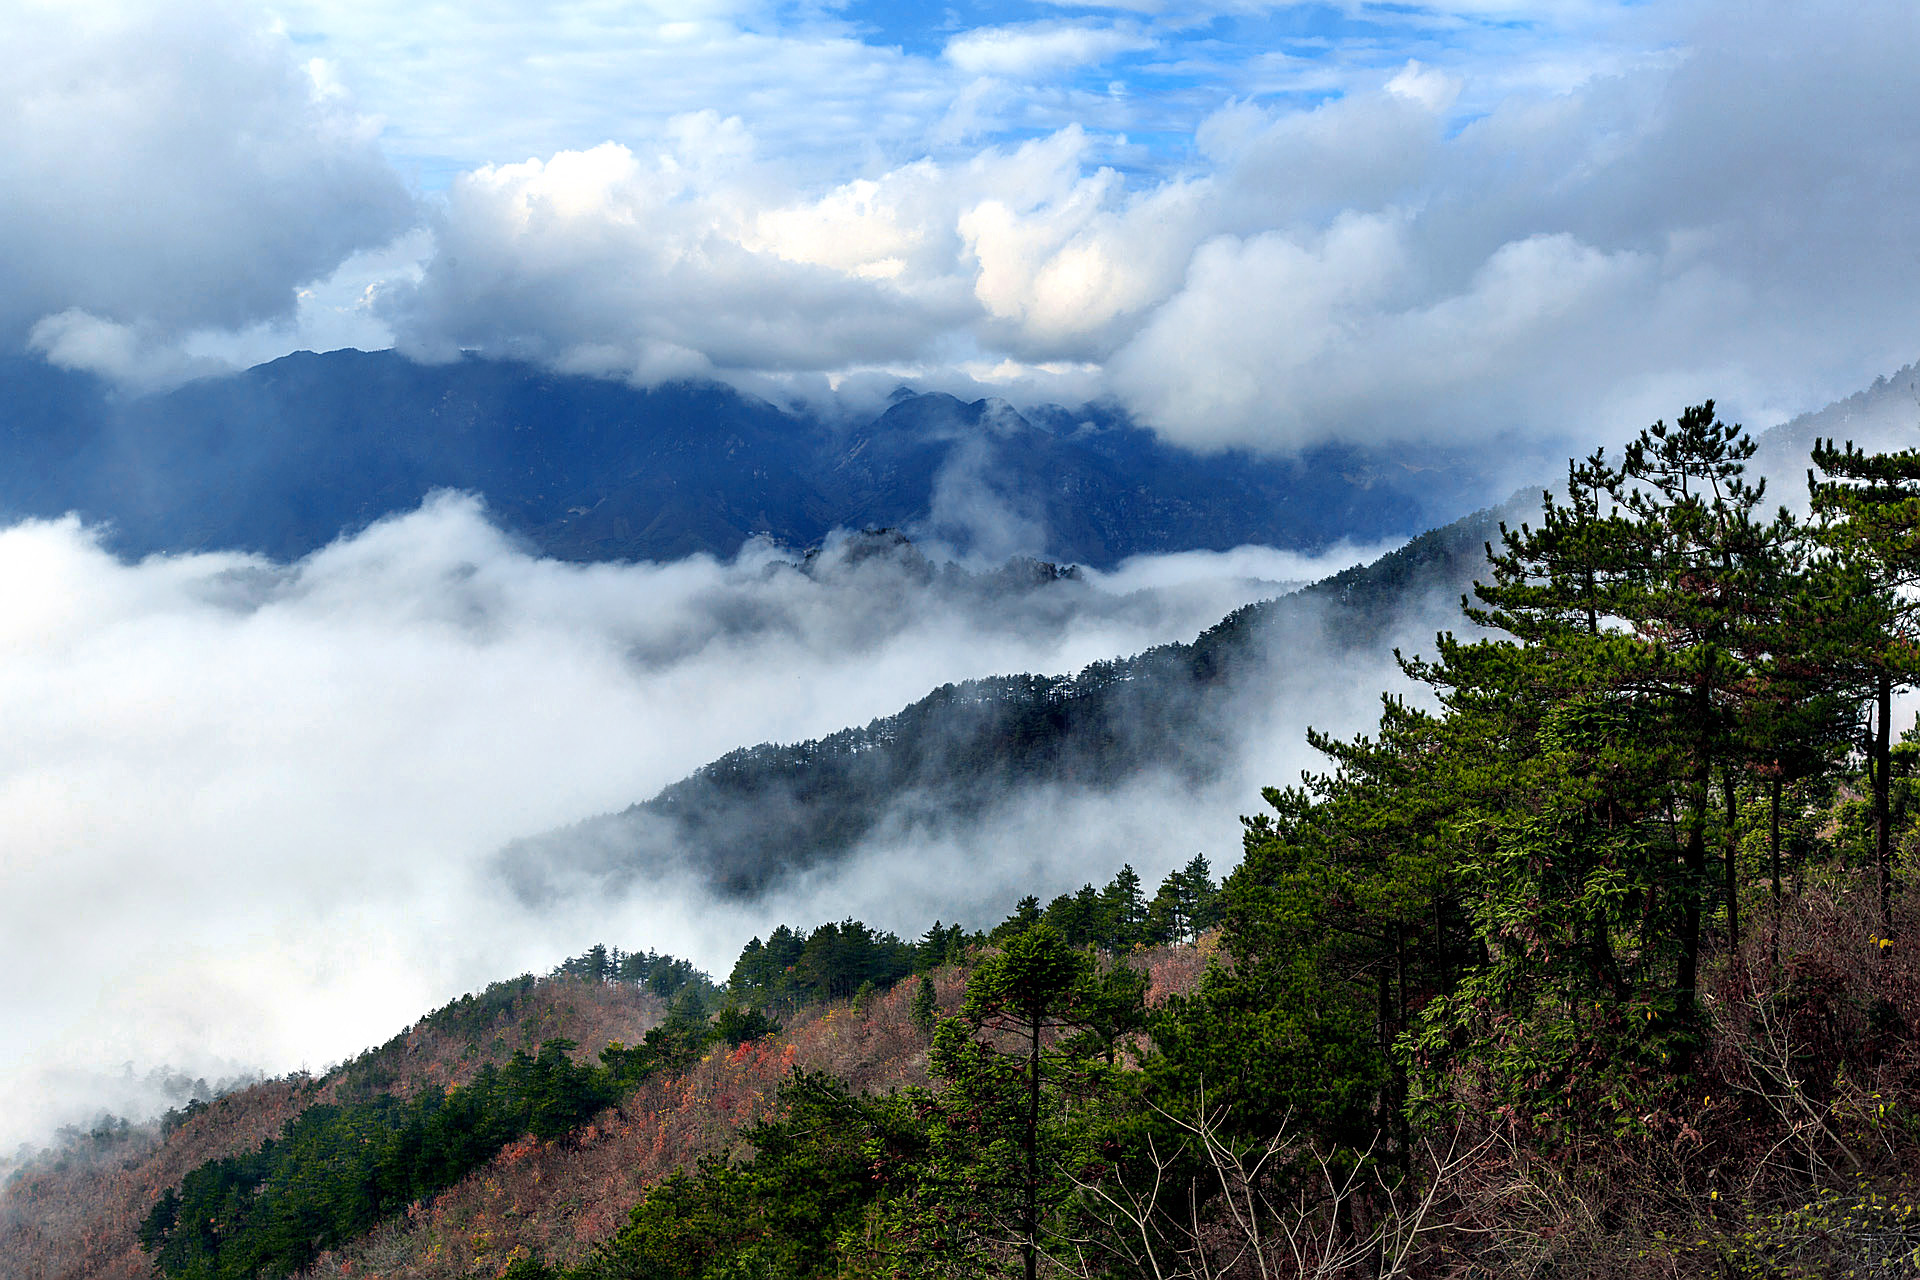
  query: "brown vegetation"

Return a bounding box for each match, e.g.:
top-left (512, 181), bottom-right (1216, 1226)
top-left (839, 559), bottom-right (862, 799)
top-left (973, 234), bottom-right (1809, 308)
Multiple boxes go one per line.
top-left (1375, 876), bottom-right (1920, 1279)
top-left (0, 976), bottom-right (668, 1280)
top-left (300, 964), bottom-right (980, 1277)
top-left (290, 942), bottom-right (1213, 1279)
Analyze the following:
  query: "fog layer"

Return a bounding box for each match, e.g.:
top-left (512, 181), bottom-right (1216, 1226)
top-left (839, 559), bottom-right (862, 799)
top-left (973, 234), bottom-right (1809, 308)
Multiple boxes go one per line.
top-left (0, 495), bottom-right (1393, 1151)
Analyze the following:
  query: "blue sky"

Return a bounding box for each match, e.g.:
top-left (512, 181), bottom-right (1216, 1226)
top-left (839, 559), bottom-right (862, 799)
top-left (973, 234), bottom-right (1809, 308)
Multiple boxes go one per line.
top-left (273, 0), bottom-right (1646, 187)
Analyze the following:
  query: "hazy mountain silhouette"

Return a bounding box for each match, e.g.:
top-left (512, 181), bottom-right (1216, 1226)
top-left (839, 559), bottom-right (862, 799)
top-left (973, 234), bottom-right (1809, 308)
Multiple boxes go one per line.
top-left (496, 499), bottom-right (1513, 899)
top-left (0, 349), bottom-right (1511, 566)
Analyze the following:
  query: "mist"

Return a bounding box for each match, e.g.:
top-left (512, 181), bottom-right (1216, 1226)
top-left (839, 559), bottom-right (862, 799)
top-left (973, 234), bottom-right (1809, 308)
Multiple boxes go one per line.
top-left (0, 492), bottom-right (1401, 1153)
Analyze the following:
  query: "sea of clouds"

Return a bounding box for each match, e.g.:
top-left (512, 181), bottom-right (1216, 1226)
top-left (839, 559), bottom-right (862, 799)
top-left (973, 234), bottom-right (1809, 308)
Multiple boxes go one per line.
top-left (0, 494), bottom-right (1401, 1152)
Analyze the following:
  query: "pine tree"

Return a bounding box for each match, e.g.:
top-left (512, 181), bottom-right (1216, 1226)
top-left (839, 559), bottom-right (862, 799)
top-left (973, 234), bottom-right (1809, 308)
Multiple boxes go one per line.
top-left (927, 924), bottom-right (1126, 1280)
top-left (1100, 864), bottom-right (1148, 949)
top-left (910, 975), bottom-right (938, 1034)
top-left (1462, 403), bottom-right (1787, 1021)
top-left (1809, 435), bottom-right (1920, 926)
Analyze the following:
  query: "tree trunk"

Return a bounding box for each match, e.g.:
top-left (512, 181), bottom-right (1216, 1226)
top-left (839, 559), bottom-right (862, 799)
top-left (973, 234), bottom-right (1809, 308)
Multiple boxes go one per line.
top-left (1025, 1014), bottom-right (1039, 1280)
top-left (1376, 964), bottom-right (1393, 1155)
top-left (1394, 924), bottom-right (1411, 1175)
top-left (1770, 775), bottom-right (1783, 976)
top-left (1876, 671), bottom-right (1893, 928)
top-left (1677, 680), bottom-right (1713, 1031)
top-left (1724, 769), bottom-right (1741, 960)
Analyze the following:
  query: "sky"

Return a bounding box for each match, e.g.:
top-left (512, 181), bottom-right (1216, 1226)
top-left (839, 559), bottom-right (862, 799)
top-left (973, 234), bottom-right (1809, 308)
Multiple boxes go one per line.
top-left (7, 0), bottom-right (1920, 452)
top-left (7, 0), bottom-right (1920, 1156)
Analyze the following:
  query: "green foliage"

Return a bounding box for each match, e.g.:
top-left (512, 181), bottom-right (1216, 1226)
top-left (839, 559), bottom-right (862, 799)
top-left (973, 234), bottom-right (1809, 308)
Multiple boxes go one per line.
top-left (990, 861), bottom-right (1216, 951)
top-left (917, 924), bottom-right (1145, 1280)
top-left (714, 1004), bottom-right (782, 1046)
top-left (1379, 405), bottom-right (1854, 1122)
top-left (142, 984), bottom-right (725, 1279)
top-left (728, 919), bottom-right (920, 1012)
top-left (567, 1073), bottom-right (925, 1280)
top-left (143, 1040), bottom-right (607, 1278)
top-left (1148, 830), bottom-right (1389, 1154)
top-left (553, 944), bottom-right (718, 1001)
top-left (909, 975), bottom-right (938, 1034)
top-left (131, 409), bottom-right (1920, 1280)
top-left (1674, 1182), bottom-right (1920, 1279)
top-left (420, 974), bottom-right (540, 1041)
top-left (1147, 854), bottom-right (1222, 944)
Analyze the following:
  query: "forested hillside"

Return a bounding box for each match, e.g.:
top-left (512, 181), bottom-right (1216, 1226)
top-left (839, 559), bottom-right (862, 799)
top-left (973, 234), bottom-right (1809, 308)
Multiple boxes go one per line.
top-left (5, 868), bottom-right (1216, 1280)
top-left (501, 502), bottom-right (1508, 898)
top-left (463, 404), bottom-right (1920, 1278)
top-left (504, 365), bottom-right (1920, 906)
top-left (1, 967), bottom-right (689, 1279)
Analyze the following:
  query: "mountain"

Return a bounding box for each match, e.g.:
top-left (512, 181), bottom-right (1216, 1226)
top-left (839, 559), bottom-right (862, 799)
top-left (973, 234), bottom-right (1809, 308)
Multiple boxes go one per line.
top-left (2, 927), bottom-right (1209, 1280)
top-left (14, 372), bottom-right (1920, 1280)
top-left (498, 497), bottom-right (1515, 901)
top-left (496, 363), bottom-right (1920, 904)
top-left (1750, 360), bottom-right (1920, 479)
top-left (0, 349), bottom-right (1514, 566)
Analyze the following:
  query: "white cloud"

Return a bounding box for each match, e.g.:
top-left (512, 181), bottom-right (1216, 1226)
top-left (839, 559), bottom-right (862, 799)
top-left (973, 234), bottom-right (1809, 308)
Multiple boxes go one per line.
top-left (957, 139), bottom-right (1208, 358)
top-left (25, 311), bottom-right (228, 391)
top-left (0, 0), bottom-right (413, 352)
top-left (12, 0), bottom-right (1920, 459)
top-left (945, 21), bottom-right (1157, 78)
top-left (267, 0), bottom-right (955, 186)
top-left (385, 138), bottom-right (975, 376)
top-left (1108, 221), bottom-right (1660, 449)
top-left (1385, 59), bottom-right (1462, 113)
top-left (376, 1), bottom-right (1920, 454)
top-left (1098, 1), bottom-right (1920, 450)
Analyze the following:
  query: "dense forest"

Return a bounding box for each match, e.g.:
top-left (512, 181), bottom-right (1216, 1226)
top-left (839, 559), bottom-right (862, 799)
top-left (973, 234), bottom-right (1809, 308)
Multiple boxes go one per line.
top-left (58, 403), bottom-right (1920, 1277)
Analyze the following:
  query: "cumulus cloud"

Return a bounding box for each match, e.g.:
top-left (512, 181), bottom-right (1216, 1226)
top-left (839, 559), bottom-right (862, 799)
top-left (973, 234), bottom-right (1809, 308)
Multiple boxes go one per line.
top-left (0, 0), bottom-right (414, 355)
top-left (1103, 7), bottom-right (1920, 448)
top-left (386, 122), bottom-right (1208, 379)
top-left (14, 0), bottom-right (1918, 453)
top-left (386, 137), bottom-right (973, 378)
top-left (1107, 221), bottom-right (1660, 449)
top-left (354, 2), bottom-right (1920, 454)
top-left (0, 496), bottom-right (1385, 1150)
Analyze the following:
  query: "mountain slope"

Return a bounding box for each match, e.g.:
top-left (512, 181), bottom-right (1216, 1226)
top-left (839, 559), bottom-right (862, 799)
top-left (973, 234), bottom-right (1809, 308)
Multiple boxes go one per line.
top-left (499, 497), bottom-right (1516, 900)
top-left (495, 367), bottom-right (1920, 903)
top-left (0, 973), bottom-right (681, 1280)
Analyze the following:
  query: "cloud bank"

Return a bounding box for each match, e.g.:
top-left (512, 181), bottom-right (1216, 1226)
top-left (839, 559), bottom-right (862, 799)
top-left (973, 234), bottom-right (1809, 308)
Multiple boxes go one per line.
top-left (9, 367), bottom-right (1903, 1154)
top-left (0, 496), bottom-right (1387, 1151)
top-left (1, 0), bottom-right (413, 378)
top-left (8, 1), bottom-right (1920, 450)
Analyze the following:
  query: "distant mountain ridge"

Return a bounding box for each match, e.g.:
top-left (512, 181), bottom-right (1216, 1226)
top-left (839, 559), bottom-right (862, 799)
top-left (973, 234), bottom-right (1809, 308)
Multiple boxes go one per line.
top-left (498, 498), bottom-right (1515, 901)
top-left (498, 364), bottom-right (1920, 901)
top-left (0, 348), bottom-right (1510, 566)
